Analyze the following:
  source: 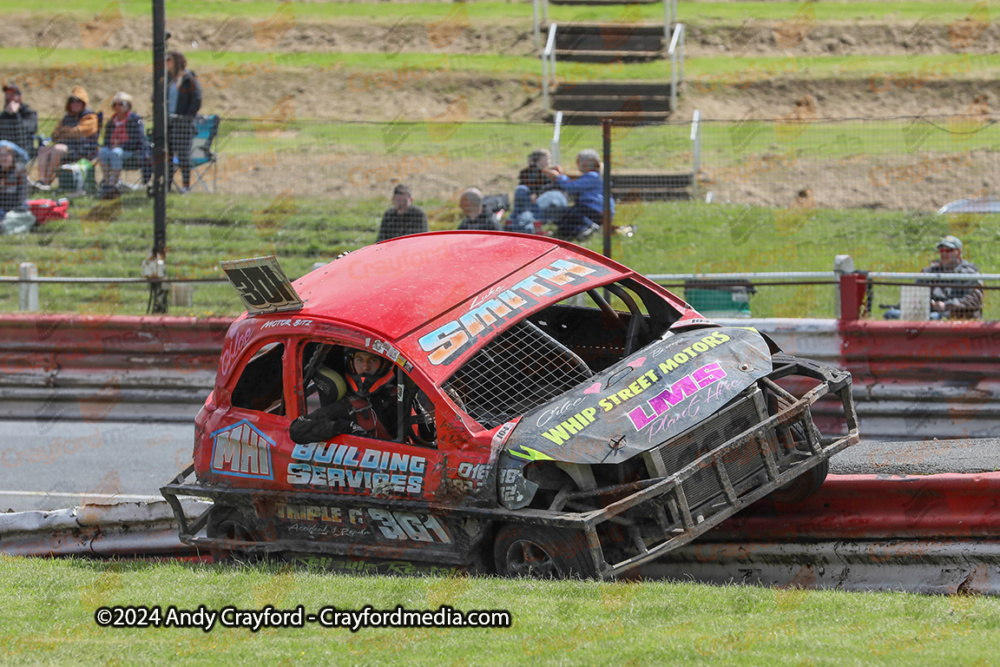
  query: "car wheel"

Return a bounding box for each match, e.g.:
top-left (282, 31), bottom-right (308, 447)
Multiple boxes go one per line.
top-left (493, 524), bottom-right (598, 579)
top-left (769, 459), bottom-right (829, 504)
top-left (207, 506), bottom-right (260, 563)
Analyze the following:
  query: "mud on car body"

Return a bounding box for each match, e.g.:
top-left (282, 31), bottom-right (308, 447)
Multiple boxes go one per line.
top-left (161, 232), bottom-right (860, 579)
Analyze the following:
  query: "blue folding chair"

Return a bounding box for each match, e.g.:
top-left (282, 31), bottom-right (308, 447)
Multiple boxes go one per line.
top-left (173, 114), bottom-right (219, 193)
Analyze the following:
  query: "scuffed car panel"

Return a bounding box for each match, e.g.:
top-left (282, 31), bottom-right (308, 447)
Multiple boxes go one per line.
top-left (161, 232), bottom-right (860, 579)
top-left (504, 328), bottom-right (771, 467)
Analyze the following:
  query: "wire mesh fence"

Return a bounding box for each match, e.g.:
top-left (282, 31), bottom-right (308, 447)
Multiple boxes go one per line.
top-left (6, 113), bottom-right (1000, 321)
top-left (24, 112), bottom-right (999, 210)
top-left (697, 113), bottom-right (1000, 211)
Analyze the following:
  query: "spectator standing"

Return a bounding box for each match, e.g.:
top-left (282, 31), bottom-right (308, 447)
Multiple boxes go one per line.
top-left (35, 86), bottom-right (100, 188)
top-left (457, 187), bottom-right (501, 231)
top-left (885, 235), bottom-right (983, 320)
top-left (0, 82), bottom-right (38, 156)
top-left (166, 50), bottom-right (203, 194)
top-left (377, 183), bottom-right (428, 242)
top-left (0, 141), bottom-right (29, 218)
top-left (98, 92), bottom-right (151, 197)
top-left (544, 148), bottom-right (615, 241)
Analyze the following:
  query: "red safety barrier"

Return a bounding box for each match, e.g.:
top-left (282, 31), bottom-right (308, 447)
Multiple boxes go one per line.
top-left (0, 314), bottom-right (233, 382)
top-left (706, 473), bottom-right (1000, 541)
top-left (0, 314), bottom-right (232, 354)
top-left (840, 319), bottom-right (1000, 378)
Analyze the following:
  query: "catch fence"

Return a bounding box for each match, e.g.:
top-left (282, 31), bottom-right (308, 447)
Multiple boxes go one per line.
top-left (6, 114), bottom-right (1000, 317)
top-left (26, 113), bottom-right (1000, 210)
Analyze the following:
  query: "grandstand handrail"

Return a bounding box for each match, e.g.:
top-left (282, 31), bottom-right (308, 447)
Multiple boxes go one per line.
top-left (669, 23), bottom-right (685, 111)
top-left (7, 271), bottom-right (997, 285)
top-left (542, 24), bottom-right (558, 113)
top-left (647, 272), bottom-right (835, 282)
top-left (690, 109), bottom-right (701, 199)
top-left (0, 276), bottom-right (227, 284)
top-left (551, 110), bottom-right (563, 165)
top-left (533, 0), bottom-right (541, 50)
top-left (867, 272), bottom-right (998, 281)
top-left (648, 271), bottom-right (1000, 282)
top-left (665, 0), bottom-right (677, 42)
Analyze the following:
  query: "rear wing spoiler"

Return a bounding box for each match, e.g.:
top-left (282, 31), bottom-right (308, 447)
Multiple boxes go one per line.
top-left (220, 255), bottom-right (304, 314)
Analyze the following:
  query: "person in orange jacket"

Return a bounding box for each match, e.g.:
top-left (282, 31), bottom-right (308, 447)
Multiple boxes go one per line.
top-left (35, 85), bottom-right (100, 187)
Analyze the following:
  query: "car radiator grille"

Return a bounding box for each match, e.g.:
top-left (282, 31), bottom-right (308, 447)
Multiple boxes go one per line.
top-left (643, 385), bottom-right (773, 511)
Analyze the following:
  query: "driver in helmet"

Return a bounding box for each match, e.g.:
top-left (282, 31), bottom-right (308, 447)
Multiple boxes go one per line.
top-left (289, 349), bottom-right (399, 444)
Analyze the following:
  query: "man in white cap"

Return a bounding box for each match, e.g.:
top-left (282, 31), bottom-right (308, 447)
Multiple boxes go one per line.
top-left (924, 235), bottom-right (983, 319)
top-left (885, 235), bottom-right (983, 320)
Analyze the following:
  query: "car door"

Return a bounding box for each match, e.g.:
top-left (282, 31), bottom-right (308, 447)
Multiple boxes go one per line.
top-left (274, 337), bottom-right (449, 503)
top-left (200, 337), bottom-right (296, 491)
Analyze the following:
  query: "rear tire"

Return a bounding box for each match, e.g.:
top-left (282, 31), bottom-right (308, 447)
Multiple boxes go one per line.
top-left (769, 459), bottom-right (829, 504)
top-left (493, 524), bottom-right (598, 579)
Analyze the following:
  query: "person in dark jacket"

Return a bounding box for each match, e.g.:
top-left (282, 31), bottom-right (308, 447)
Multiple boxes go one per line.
top-left (377, 183), bottom-right (428, 242)
top-left (98, 92), bottom-right (151, 194)
top-left (510, 149), bottom-right (551, 229)
top-left (166, 51), bottom-right (203, 193)
top-left (35, 85), bottom-right (100, 187)
top-left (0, 82), bottom-right (38, 156)
top-left (0, 141), bottom-right (29, 218)
top-left (457, 187), bottom-right (501, 231)
top-left (886, 235), bottom-right (984, 320)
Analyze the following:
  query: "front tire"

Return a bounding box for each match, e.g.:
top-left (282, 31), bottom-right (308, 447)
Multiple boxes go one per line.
top-left (493, 524), bottom-right (598, 579)
top-left (769, 459), bottom-right (829, 504)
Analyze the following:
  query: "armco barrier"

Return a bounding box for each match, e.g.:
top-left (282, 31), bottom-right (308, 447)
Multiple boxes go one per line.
top-left (706, 473), bottom-right (1000, 540)
top-left (3, 478), bottom-right (997, 594)
top-left (717, 317), bottom-right (1000, 440)
top-left (0, 499), bottom-right (210, 557)
top-left (0, 314), bottom-right (232, 421)
top-left (642, 472), bottom-right (1000, 595)
top-left (1, 314), bottom-right (998, 438)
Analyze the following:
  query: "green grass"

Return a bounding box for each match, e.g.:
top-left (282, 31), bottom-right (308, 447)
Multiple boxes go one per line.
top-left (4, 197), bottom-right (998, 319)
top-left (7, 47), bottom-right (1000, 85)
top-left (2, 0), bottom-right (991, 24)
top-left (2, 556), bottom-right (1000, 665)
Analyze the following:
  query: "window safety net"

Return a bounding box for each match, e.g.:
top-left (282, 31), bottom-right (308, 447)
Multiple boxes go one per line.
top-left (442, 319), bottom-right (593, 429)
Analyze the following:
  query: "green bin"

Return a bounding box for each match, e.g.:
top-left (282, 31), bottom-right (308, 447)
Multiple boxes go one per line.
top-left (58, 158), bottom-right (97, 195)
top-left (684, 280), bottom-right (755, 318)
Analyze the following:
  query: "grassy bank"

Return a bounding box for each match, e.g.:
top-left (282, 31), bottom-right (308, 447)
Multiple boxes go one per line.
top-left (1, 0), bottom-right (986, 24)
top-left (2, 556), bottom-right (999, 665)
top-left (3, 196), bottom-right (995, 318)
top-left (6, 47), bottom-right (999, 83)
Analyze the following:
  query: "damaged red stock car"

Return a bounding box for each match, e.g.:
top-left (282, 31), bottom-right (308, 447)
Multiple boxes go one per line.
top-left (162, 231), bottom-right (860, 579)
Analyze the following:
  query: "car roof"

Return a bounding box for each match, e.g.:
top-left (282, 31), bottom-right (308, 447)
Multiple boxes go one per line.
top-left (292, 231), bottom-right (630, 341)
top-left (938, 197), bottom-right (1000, 214)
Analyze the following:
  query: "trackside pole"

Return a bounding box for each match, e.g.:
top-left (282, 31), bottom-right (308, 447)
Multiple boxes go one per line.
top-left (602, 119), bottom-right (612, 260)
top-left (150, 0), bottom-right (169, 313)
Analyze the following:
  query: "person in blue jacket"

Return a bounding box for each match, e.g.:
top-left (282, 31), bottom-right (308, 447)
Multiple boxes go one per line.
top-left (544, 149), bottom-right (615, 241)
top-left (0, 140), bottom-right (28, 218)
top-left (98, 92), bottom-right (151, 196)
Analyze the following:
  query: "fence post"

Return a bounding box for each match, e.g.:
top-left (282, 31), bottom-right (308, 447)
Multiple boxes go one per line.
top-left (690, 110), bottom-right (701, 200)
top-left (18, 262), bottom-right (38, 312)
top-left (839, 272), bottom-right (866, 322)
top-left (833, 254), bottom-right (854, 318)
top-left (533, 0), bottom-right (540, 50)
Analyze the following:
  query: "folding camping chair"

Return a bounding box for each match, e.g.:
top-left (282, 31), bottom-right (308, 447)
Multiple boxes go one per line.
top-left (173, 114), bottom-right (219, 193)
